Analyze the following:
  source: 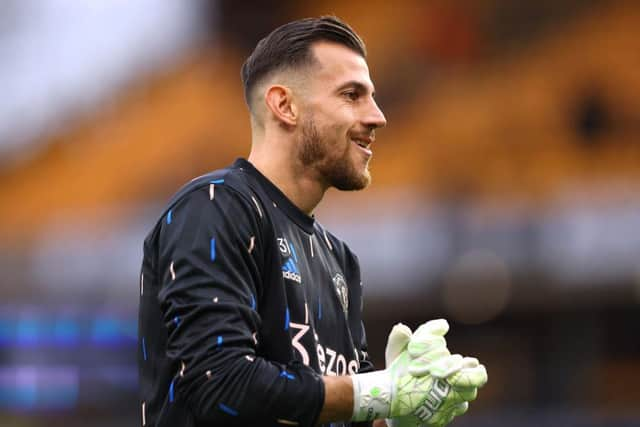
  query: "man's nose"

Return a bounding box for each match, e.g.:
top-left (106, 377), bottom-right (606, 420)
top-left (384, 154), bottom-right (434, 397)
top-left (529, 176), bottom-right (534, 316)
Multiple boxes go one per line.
top-left (365, 99), bottom-right (387, 129)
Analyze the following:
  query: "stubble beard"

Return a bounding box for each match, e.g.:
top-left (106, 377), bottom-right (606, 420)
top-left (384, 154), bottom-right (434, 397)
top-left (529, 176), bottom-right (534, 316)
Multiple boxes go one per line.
top-left (299, 116), bottom-right (371, 191)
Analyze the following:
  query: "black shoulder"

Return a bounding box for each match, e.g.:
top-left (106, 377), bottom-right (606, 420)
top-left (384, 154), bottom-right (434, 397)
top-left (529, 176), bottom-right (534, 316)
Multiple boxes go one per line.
top-left (159, 165), bottom-right (263, 223)
top-left (143, 165), bottom-right (266, 256)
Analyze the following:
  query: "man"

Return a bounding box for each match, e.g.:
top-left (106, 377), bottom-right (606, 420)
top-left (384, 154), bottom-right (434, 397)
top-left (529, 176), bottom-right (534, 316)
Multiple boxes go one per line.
top-left (138, 16), bottom-right (486, 427)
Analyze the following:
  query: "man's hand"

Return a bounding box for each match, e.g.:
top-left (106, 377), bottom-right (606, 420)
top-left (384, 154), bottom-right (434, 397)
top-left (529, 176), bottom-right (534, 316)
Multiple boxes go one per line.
top-left (389, 355), bottom-right (487, 427)
top-left (388, 320), bottom-right (487, 427)
top-left (388, 320), bottom-right (463, 379)
top-left (350, 319), bottom-right (487, 427)
top-left (351, 319), bottom-right (462, 421)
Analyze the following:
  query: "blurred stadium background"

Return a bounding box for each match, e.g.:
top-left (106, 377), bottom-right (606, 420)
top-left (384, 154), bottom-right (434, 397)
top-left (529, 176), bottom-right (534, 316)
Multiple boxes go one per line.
top-left (1, 1), bottom-right (639, 426)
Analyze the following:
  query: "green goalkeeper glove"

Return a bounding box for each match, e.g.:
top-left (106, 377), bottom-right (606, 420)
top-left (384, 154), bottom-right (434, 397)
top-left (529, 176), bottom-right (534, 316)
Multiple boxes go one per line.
top-left (351, 319), bottom-right (468, 422)
top-left (385, 321), bottom-right (488, 427)
top-left (389, 356), bottom-right (487, 427)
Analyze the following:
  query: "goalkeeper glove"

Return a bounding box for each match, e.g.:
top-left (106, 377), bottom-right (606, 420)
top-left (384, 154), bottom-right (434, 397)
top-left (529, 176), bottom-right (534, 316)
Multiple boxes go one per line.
top-left (385, 321), bottom-right (488, 427)
top-left (351, 319), bottom-right (466, 422)
top-left (389, 356), bottom-right (487, 427)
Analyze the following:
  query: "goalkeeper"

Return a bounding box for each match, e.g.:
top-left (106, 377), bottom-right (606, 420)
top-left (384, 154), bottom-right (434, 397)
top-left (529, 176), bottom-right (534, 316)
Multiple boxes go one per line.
top-left (138, 15), bottom-right (487, 427)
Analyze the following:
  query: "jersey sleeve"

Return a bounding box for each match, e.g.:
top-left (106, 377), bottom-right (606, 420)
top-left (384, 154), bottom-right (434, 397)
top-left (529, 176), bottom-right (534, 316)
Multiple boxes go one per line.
top-left (156, 184), bottom-right (324, 426)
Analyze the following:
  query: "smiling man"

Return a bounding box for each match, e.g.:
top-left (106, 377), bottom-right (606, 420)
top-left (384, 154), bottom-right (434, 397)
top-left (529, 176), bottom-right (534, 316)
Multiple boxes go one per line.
top-left (138, 16), bottom-right (486, 427)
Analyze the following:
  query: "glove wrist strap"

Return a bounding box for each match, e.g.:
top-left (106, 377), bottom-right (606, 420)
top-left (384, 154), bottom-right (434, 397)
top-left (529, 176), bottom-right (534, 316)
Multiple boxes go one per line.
top-left (351, 370), bottom-right (392, 422)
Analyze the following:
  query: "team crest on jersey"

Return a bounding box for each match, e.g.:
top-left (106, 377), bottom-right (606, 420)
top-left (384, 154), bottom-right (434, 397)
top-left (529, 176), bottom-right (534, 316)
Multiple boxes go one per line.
top-left (332, 273), bottom-right (349, 313)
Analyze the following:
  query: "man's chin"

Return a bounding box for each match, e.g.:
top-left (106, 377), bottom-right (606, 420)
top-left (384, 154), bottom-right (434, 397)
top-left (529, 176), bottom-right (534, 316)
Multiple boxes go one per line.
top-left (332, 170), bottom-right (371, 191)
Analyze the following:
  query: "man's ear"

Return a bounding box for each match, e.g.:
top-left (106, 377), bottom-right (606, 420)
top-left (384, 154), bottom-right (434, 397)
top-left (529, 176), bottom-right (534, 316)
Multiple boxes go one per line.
top-left (265, 85), bottom-right (298, 126)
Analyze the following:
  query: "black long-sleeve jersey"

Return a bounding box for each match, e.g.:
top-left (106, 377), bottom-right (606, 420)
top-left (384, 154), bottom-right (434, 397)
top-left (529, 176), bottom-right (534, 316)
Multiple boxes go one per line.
top-left (138, 158), bottom-right (375, 427)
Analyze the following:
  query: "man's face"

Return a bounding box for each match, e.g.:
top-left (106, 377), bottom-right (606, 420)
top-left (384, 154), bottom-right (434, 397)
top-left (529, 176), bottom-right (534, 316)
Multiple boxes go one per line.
top-left (296, 41), bottom-right (386, 191)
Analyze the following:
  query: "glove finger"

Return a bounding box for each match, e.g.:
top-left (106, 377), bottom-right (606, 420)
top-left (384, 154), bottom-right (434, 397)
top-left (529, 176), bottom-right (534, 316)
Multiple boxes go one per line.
top-left (447, 364), bottom-right (488, 388)
top-left (455, 386), bottom-right (478, 402)
top-left (407, 335), bottom-right (447, 358)
top-left (423, 354), bottom-right (464, 378)
top-left (385, 323), bottom-right (413, 366)
top-left (461, 357), bottom-right (479, 369)
top-left (452, 401), bottom-right (469, 417)
top-left (430, 353), bottom-right (464, 378)
top-left (440, 402), bottom-right (468, 427)
top-left (412, 318), bottom-right (449, 339)
top-left (407, 348), bottom-right (452, 376)
top-left (442, 411), bottom-right (457, 427)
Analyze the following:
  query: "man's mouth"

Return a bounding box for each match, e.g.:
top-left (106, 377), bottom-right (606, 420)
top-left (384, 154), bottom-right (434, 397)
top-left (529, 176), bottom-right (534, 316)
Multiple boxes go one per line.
top-left (351, 137), bottom-right (373, 150)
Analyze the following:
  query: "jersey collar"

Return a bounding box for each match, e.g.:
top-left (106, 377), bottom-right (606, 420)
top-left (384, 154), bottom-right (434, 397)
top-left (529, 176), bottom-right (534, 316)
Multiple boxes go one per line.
top-left (233, 158), bottom-right (315, 234)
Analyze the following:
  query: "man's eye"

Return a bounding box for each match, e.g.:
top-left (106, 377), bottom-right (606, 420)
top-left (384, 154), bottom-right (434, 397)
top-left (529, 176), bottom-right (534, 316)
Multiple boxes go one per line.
top-left (343, 91), bottom-right (359, 101)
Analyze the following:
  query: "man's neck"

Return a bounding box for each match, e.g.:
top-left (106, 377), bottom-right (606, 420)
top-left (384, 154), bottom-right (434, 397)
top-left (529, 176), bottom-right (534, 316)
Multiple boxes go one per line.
top-left (247, 148), bottom-right (327, 216)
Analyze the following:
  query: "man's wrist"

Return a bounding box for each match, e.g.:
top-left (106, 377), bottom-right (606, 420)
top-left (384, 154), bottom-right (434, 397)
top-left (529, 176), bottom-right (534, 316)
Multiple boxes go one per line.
top-left (317, 375), bottom-right (355, 424)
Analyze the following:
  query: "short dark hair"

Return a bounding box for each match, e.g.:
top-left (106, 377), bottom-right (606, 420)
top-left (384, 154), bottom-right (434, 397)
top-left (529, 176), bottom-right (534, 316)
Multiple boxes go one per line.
top-left (241, 16), bottom-right (367, 110)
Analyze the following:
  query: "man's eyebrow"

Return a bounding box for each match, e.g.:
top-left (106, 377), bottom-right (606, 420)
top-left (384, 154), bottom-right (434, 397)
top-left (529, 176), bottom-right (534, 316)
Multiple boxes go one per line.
top-left (335, 81), bottom-right (376, 96)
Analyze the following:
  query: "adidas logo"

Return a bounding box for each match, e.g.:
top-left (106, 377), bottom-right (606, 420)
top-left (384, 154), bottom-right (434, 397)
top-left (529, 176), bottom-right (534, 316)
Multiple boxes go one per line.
top-left (282, 258), bottom-right (301, 284)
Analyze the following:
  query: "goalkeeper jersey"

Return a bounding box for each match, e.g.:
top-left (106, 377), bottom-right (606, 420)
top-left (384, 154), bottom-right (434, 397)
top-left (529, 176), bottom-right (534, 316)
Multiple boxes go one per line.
top-left (138, 158), bottom-right (374, 427)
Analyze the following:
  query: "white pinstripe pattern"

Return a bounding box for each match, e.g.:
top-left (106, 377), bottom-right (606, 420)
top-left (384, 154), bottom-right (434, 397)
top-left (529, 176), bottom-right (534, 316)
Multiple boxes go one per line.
top-left (323, 229), bottom-right (333, 251)
top-left (169, 261), bottom-right (176, 280)
top-left (251, 195), bottom-right (263, 218)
